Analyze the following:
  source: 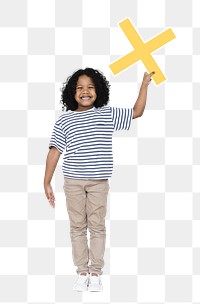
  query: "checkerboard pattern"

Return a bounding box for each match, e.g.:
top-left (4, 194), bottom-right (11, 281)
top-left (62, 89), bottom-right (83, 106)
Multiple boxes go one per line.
top-left (0, 0), bottom-right (199, 303)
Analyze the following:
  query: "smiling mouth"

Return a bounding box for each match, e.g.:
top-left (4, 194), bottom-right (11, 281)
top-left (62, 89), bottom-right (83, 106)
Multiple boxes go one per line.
top-left (81, 96), bottom-right (91, 100)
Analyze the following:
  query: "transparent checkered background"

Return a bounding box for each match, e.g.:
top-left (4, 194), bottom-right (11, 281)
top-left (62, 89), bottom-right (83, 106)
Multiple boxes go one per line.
top-left (0, 0), bottom-right (200, 303)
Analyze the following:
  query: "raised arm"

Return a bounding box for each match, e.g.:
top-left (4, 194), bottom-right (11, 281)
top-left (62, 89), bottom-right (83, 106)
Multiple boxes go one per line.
top-left (44, 146), bottom-right (61, 208)
top-left (132, 71), bottom-right (155, 119)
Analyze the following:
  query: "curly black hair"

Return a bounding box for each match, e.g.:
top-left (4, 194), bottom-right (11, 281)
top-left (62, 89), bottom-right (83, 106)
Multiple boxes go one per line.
top-left (60, 67), bottom-right (110, 111)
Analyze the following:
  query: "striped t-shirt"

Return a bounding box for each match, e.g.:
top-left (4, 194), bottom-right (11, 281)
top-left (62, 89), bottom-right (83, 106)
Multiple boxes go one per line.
top-left (49, 106), bottom-right (133, 180)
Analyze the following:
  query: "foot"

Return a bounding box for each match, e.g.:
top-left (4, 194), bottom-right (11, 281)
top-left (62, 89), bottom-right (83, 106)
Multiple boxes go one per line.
top-left (73, 273), bottom-right (89, 292)
top-left (88, 273), bottom-right (103, 292)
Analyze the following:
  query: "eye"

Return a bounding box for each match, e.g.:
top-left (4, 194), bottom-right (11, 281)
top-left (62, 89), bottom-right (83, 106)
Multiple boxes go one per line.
top-left (76, 86), bottom-right (82, 90)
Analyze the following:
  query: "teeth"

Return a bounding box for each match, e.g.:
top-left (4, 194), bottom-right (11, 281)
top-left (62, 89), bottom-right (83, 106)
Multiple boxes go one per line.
top-left (81, 96), bottom-right (90, 100)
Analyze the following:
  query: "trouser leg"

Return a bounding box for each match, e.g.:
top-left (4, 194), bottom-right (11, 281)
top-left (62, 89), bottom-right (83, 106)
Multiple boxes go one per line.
top-left (85, 179), bottom-right (109, 275)
top-left (63, 178), bottom-right (89, 274)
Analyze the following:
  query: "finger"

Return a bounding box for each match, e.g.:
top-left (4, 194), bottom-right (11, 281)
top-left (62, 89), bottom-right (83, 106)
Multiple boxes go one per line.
top-left (45, 192), bottom-right (55, 208)
top-left (49, 201), bottom-right (55, 208)
top-left (49, 195), bottom-right (55, 203)
top-left (50, 199), bottom-right (55, 207)
top-left (48, 197), bottom-right (55, 208)
top-left (47, 194), bottom-right (55, 205)
top-left (48, 190), bottom-right (54, 199)
top-left (149, 71), bottom-right (155, 77)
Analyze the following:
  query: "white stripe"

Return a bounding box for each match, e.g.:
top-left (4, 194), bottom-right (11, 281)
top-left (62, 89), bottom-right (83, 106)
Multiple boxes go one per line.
top-left (49, 106), bottom-right (133, 179)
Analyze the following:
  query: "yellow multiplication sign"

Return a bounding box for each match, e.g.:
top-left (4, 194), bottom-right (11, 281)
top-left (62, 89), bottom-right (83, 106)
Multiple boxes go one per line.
top-left (109, 18), bottom-right (176, 85)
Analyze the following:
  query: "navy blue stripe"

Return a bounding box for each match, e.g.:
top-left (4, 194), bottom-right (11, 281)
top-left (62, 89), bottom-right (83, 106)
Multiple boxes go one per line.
top-left (49, 106), bottom-right (133, 179)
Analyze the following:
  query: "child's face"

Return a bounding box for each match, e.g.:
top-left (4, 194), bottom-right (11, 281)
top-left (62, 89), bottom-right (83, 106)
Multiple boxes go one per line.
top-left (74, 75), bottom-right (97, 111)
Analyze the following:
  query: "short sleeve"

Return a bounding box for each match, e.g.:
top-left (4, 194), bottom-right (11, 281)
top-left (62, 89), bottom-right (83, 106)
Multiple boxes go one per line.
top-left (49, 119), bottom-right (66, 153)
top-left (110, 107), bottom-right (133, 131)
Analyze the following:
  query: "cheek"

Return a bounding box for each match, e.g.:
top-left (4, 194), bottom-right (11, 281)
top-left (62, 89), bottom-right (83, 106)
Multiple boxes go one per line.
top-left (74, 93), bottom-right (79, 102)
top-left (93, 90), bottom-right (97, 99)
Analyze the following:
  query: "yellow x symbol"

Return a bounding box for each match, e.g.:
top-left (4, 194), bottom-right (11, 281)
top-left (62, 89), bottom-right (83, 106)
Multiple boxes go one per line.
top-left (110, 18), bottom-right (176, 85)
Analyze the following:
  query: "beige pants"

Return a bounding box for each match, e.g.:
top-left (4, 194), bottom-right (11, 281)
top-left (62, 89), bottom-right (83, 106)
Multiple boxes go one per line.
top-left (63, 177), bottom-right (109, 275)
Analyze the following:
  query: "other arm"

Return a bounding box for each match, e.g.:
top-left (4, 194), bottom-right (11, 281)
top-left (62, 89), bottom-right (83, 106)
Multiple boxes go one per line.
top-left (132, 71), bottom-right (155, 119)
top-left (44, 146), bottom-right (61, 208)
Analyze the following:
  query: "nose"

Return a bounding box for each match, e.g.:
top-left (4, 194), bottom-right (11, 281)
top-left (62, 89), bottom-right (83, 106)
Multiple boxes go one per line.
top-left (82, 87), bottom-right (89, 93)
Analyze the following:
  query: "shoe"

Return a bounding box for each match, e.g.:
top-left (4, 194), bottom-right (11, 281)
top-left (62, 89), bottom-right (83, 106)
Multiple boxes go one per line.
top-left (73, 273), bottom-right (89, 292)
top-left (88, 273), bottom-right (103, 292)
